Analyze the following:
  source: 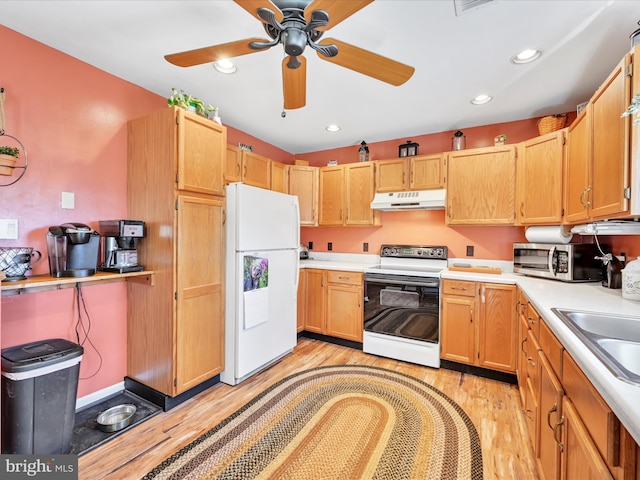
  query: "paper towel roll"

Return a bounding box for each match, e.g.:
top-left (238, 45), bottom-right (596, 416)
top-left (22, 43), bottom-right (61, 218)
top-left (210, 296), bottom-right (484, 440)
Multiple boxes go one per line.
top-left (525, 226), bottom-right (573, 244)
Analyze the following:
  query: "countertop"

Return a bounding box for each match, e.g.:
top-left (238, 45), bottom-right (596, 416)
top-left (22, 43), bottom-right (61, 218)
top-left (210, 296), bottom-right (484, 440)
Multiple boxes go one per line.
top-left (299, 253), bottom-right (640, 445)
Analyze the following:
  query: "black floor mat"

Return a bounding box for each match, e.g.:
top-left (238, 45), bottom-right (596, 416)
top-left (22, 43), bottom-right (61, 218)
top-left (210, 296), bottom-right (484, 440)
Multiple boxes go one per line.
top-left (70, 390), bottom-right (161, 456)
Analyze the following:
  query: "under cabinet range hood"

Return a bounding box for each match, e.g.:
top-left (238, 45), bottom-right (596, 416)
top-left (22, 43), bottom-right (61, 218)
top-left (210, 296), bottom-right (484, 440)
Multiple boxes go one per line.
top-left (370, 189), bottom-right (446, 211)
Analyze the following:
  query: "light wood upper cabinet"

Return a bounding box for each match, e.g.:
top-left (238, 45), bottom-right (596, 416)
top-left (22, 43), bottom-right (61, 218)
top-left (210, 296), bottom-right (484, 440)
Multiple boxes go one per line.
top-left (225, 144), bottom-right (242, 184)
top-left (287, 165), bottom-right (318, 226)
top-left (127, 107), bottom-right (226, 398)
top-left (445, 145), bottom-right (517, 225)
top-left (271, 160), bottom-right (286, 193)
top-left (410, 154), bottom-right (444, 189)
top-left (319, 163), bottom-right (380, 226)
top-left (374, 154), bottom-right (443, 192)
top-left (375, 158), bottom-right (407, 192)
top-left (564, 54), bottom-right (631, 224)
top-left (517, 130), bottom-right (566, 225)
top-left (242, 151), bottom-right (271, 189)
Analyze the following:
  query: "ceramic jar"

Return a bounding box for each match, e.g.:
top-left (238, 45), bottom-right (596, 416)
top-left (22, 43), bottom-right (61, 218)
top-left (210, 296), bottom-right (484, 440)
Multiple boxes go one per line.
top-left (621, 256), bottom-right (640, 300)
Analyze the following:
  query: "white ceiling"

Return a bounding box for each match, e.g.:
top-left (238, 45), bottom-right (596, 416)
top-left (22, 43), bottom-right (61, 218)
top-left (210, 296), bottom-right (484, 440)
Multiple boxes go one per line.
top-left (2, 0), bottom-right (639, 154)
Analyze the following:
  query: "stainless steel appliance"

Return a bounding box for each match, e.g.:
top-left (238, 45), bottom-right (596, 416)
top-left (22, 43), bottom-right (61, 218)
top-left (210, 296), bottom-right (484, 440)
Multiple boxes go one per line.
top-left (513, 242), bottom-right (603, 282)
top-left (363, 244), bottom-right (447, 368)
top-left (46, 223), bottom-right (100, 278)
top-left (98, 220), bottom-right (145, 273)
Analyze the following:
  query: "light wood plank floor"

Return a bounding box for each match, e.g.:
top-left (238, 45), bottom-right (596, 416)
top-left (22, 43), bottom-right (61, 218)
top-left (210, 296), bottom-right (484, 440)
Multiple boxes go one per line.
top-left (78, 338), bottom-right (540, 479)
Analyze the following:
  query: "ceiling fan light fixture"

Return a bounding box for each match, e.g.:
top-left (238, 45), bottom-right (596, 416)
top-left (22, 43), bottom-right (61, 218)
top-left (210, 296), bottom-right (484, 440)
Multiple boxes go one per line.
top-left (213, 59), bottom-right (237, 74)
top-left (325, 124), bottom-right (341, 132)
top-left (471, 94), bottom-right (492, 105)
top-left (511, 49), bottom-right (542, 64)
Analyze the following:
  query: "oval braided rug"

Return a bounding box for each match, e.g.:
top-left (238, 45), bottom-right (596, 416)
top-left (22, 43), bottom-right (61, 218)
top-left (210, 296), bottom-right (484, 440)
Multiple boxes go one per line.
top-left (144, 365), bottom-right (483, 480)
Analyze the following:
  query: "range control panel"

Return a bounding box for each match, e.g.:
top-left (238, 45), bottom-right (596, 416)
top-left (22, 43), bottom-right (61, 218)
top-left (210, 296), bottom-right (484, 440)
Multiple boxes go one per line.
top-left (380, 244), bottom-right (448, 260)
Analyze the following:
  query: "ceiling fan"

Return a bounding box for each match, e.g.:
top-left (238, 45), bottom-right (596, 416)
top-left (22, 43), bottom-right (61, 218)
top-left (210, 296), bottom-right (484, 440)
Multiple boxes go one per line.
top-left (164, 0), bottom-right (415, 110)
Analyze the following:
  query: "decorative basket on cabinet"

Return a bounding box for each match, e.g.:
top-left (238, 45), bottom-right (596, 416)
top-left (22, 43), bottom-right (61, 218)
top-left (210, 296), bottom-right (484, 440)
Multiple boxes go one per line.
top-left (537, 114), bottom-right (568, 135)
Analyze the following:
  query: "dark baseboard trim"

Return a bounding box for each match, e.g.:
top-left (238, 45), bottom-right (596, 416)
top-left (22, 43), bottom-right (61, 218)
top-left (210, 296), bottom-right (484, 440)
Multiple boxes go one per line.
top-left (301, 331), bottom-right (363, 350)
top-left (440, 360), bottom-right (518, 385)
top-left (124, 375), bottom-right (220, 411)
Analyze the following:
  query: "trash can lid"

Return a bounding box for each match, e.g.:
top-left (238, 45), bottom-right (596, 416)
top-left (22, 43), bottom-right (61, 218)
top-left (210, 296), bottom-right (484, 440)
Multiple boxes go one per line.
top-left (1, 338), bottom-right (84, 373)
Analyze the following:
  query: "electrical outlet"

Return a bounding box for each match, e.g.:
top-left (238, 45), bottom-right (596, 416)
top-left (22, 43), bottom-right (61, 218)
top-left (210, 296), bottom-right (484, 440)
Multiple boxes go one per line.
top-left (466, 245), bottom-right (474, 256)
top-left (308, 241), bottom-right (313, 250)
top-left (363, 242), bottom-right (369, 252)
top-left (328, 242), bottom-right (332, 251)
top-left (0, 219), bottom-right (18, 239)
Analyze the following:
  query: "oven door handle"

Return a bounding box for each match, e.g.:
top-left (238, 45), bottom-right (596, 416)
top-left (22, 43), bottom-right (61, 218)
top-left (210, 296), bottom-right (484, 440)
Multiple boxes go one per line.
top-left (365, 277), bottom-right (440, 288)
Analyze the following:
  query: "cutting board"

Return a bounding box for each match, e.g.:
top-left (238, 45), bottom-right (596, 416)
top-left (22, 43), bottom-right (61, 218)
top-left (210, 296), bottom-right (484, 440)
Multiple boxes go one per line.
top-left (448, 265), bottom-right (502, 275)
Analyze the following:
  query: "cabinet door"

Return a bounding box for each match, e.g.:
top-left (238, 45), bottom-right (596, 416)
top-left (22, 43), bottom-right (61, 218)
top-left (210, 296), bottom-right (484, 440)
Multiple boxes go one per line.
top-left (271, 161), bottom-right (287, 193)
top-left (225, 144), bottom-right (242, 184)
top-left (345, 162), bottom-right (377, 225)
top-left (297, 269), bottom-right (306, 333)
top-left (326, 283), bottom-right (363, 342)
top-left (287, 165), bottom-right (318, 226)
top-left (175, 195), bottom-right (225, 394)
top-left (517, 130), bottom-right (565, 225)
top-left (242, 151), bottom-right (271, 189)
top-left (304, 269), bottom-right (325, 333)
top-left (590, 54), bottom-right (631, 219)
top-left (410, 154), bottom-right (443, 189)
top-left (440, 295), bottom-right (476, 364)
top-left (524, 376), bottom-right (539, 455)
top-left (564, 109), bottom-right (591, 223)
top-left (446, 145), bottom-right (516, 225)
top-left (561, 397), bottom-right (614, 480)
top-left (517, 315), bottom-right (529, 406)
top-left (319, 166), bottom-right (344, 226)
top-left (177, 109), bottom-right (226, 196)
top-left (375, 158), bottom-right (407, 192)
top-left (478, 283), bottom-right (517, 373)
top-left (539, 353), bottom-right (564, 480)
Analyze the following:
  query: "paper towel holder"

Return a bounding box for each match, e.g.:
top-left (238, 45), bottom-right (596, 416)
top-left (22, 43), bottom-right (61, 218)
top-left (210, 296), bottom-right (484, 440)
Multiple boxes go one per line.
top-left (525, 225), bottom-right (574, 244)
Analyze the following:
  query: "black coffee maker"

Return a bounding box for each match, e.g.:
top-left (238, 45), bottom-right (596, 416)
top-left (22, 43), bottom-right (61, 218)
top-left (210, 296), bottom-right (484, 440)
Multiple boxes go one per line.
top-left (46, 223), bottom-right (100, 278)
top-left (596, 252), bottom-right (624, 289)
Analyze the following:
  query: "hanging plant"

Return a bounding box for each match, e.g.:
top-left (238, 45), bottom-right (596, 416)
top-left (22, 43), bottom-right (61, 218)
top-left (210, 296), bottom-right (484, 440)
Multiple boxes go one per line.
top-left (621, 92), bottom-right (640, 124)
top-left (0, 145), bottom-right (19, 176)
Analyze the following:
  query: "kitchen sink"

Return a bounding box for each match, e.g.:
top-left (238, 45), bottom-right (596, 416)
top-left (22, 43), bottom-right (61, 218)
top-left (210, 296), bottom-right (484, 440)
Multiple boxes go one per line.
top-left (551, 308), bottom-right (640, 385)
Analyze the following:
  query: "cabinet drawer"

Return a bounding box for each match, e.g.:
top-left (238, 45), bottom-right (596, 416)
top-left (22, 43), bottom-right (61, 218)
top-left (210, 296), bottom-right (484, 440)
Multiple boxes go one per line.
top-left (526, 302), bottom-right (541, 339)
top-left (539, 320), bottom-right (563, 378)
top-left (327, 270), bottom-right (362, 286)
top-left (526, 329), bottom-right (541, 397)
top-left (442, 279), bottom-right (476, 297)
top-left (562, 351), bottom-right (620, 467)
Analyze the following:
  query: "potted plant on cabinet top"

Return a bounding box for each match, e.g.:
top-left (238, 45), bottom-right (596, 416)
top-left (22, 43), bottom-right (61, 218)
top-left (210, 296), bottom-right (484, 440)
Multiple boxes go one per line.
top-left (0, 146), bottom-right (19, 176)
top-left (167, 88), bottom-right (216, 119)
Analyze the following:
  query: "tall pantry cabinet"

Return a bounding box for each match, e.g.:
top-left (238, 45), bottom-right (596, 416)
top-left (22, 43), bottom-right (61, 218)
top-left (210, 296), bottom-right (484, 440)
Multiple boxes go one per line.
top-left (126, 107), bottom-right (226, 402)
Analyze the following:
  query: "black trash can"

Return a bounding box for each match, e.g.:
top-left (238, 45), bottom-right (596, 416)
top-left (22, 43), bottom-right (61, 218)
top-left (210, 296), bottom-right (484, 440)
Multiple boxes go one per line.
top-left (1, 338), bottom-right (83, 454)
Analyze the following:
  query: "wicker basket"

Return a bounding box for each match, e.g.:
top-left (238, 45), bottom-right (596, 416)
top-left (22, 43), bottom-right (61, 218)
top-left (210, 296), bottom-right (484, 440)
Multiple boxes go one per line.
top-left (537, 114), bottom-right (568, 135)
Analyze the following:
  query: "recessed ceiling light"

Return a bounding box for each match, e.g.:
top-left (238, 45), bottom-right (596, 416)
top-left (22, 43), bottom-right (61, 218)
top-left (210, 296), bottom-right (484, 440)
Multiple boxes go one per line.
top-left (213, 59), bottom-right (237, 74)
top-left (471, 94), bottom-right (492, 105)
top-left (511, 49), bottom-right (542, 64)
top-left (325, 124), bottom-right (341, 132)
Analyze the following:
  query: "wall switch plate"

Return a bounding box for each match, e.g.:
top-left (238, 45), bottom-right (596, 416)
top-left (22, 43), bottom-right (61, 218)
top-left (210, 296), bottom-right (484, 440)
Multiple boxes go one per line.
top-left (328, 242), bottom-right (333, 251)
top-left (0, 219), bottom-right (18, 239)
top-left (61, 191), bottom-right (75, 209)
top-left (466, 245), bottom-right (474, 256)
top-left (308, 241), bottom-right (313, 250)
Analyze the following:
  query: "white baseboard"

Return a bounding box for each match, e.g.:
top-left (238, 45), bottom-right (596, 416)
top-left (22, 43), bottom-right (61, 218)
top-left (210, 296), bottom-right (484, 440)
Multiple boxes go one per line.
top-left (76, 381), bottom-right (125, 410)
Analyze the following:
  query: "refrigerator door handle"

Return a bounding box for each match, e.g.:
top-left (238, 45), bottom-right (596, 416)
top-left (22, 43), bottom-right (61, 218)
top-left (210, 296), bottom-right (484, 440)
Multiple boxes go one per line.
top-left (294, 254), bottom-right (300, 291)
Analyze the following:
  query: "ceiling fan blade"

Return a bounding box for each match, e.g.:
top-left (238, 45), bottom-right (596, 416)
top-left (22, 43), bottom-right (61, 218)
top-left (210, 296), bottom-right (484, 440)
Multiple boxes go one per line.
top-left (304, 0), bottom-right (373, 31)
top-left (165, 38), bottom-right (269, 67)
top-left (317, 38), bottom-right (415, 86)
top-left (235, 0), bottom-right (283, 23)
top-left (283, 56), bottom-right (306, 110)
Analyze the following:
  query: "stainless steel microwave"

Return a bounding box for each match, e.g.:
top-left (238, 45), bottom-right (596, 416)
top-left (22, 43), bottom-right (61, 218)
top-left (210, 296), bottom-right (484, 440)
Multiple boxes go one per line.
top-left (513, 243), bottom-right (603, 282)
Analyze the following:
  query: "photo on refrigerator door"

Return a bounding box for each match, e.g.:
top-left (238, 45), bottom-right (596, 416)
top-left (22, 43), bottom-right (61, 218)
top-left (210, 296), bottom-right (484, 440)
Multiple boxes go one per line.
top-left (243, 255), bottom-right (269, 291)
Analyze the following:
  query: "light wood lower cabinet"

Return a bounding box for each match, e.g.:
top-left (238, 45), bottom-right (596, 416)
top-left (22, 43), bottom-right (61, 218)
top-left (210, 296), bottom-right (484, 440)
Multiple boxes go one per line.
top-left (301, 269), bottom-right (363, 342)
top-left (440, 280), bottom-right (517, 373)
top-left (296, 269), bottom-right (306, 333)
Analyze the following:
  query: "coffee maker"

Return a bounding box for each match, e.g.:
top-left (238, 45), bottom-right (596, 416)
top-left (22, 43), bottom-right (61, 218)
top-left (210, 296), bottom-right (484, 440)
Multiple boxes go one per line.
top-left (46, 223), bottom-right (100, 277)
top-left (98, 220), bottom-right (145, 273)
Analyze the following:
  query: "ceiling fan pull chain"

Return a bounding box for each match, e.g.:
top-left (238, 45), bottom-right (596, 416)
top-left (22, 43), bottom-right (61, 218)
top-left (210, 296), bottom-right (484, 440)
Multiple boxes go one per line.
top-left (0, 87), bottom-right (5, 135)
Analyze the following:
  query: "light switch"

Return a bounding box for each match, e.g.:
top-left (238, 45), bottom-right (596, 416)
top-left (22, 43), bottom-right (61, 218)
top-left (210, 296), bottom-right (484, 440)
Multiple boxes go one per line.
top-left (61, 192), bottom-right (75, 209)
top-left (0, 219), bottom-right (18, 239)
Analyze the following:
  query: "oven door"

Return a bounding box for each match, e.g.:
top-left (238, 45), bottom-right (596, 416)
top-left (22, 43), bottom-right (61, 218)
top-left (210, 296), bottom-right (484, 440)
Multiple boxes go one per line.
top-left (364, 273), bottom-right (440, 343)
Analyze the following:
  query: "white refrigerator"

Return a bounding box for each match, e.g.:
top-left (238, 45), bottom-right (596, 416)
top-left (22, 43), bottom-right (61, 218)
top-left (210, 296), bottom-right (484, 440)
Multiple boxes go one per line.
top-left (220, 183), bottom-right (300, 386)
